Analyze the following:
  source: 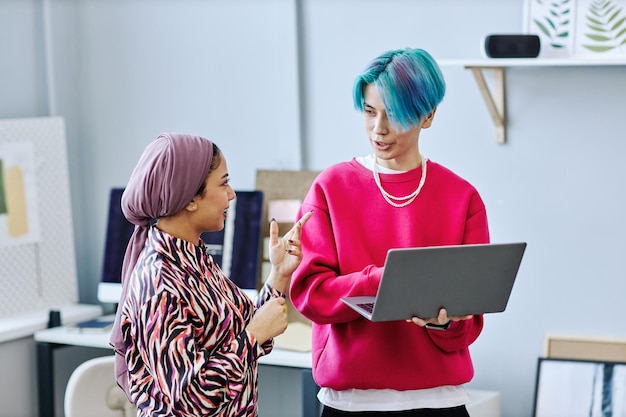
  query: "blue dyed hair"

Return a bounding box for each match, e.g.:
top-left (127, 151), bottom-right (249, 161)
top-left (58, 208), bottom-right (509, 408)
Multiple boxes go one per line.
top-left (353, 48), bottom-right (446, 132)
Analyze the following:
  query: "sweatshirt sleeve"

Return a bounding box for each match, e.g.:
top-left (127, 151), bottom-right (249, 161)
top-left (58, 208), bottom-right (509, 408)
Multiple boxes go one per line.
top-left (462, 191), bottom-right (490, 245)
top-left (289, 189), bottom-right (383, 325)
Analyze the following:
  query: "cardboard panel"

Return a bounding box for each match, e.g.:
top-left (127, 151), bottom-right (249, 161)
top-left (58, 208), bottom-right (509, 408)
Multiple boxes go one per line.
top-left (544, 333), bottom-right (626, 362)
top-left (255, 170), bottom-right (320, 325)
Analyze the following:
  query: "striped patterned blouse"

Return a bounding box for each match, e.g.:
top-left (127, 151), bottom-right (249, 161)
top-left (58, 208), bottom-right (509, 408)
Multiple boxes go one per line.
top-left (120, 226), bottom-right (280, 416)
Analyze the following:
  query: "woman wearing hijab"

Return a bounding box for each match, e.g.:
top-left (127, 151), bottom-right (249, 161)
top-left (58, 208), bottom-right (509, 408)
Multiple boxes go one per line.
top-left (109, 133), bottom-right (312, 416)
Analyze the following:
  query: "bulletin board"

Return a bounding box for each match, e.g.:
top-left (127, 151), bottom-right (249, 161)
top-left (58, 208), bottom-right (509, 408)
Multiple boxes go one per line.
top-left (0, 117), bottom-right (77, 317)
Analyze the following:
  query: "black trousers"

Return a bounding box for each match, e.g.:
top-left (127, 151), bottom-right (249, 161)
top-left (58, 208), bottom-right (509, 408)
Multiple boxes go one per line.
top-left (320, 405), bottom-right (470, 417)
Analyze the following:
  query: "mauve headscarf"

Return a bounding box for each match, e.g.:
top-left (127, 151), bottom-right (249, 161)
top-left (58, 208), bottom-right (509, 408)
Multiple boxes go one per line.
top-left (109, 132), bottom-right (214, 398)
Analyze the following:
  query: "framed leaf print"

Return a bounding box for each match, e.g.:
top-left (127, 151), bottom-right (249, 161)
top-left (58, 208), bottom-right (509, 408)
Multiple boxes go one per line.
top-left (532, 357), bottom-right (626, 417)
top-left (524, 0), bottom-right (626, 59)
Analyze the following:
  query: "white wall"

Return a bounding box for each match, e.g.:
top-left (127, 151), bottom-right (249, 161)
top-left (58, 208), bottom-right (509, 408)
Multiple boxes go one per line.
top-left (1, 1), bottom-right (625, 416)
top-left (0, 0), bottom-right (48, 117)
top-left (55, 0), bottom-right (303, 307)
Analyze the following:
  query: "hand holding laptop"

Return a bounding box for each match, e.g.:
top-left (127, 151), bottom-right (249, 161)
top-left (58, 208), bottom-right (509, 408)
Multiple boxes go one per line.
top-left (407, 308), bottom-right (472, 330)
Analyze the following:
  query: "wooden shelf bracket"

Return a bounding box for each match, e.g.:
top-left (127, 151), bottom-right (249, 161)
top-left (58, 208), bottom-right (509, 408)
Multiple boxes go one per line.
top-left (436, 58), bottom-right (626, 145)
top-left (467, 66), bottom-right (506, 144)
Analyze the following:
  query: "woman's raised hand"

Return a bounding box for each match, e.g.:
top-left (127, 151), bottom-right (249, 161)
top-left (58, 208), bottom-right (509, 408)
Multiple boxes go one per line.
top-left (265, 210), bottom-right (313, 293)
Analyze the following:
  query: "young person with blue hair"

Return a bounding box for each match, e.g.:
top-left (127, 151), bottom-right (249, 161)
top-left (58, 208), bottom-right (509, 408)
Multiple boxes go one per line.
top-left (290, 48), bottom-right (490, 416)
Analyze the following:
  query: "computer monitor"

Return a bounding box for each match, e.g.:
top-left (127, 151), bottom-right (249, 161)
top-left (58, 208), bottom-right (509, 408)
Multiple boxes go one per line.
top-left (200, 190), bottom-right (264, 293)
top-left (97, 188), bottom-right (263, 304)
top-left (97, 188), bottom-right (134, 304)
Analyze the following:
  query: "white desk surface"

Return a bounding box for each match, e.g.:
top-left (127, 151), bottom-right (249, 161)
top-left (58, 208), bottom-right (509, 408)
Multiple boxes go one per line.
top-left (0, 303), bottom-right (102, 344)
top-left (33, 315), bottom-right (312, 368)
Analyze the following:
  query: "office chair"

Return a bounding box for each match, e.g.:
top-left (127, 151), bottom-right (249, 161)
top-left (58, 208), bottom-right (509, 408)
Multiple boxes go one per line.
top-left (64, 355), bottom-right (135, 417)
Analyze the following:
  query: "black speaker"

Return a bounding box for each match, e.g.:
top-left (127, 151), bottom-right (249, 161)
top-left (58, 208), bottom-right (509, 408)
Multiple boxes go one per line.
top-left (484, 34), bottom-right (541, 58)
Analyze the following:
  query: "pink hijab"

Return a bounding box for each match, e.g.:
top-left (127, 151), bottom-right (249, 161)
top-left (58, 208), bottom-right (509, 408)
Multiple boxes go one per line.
top-left (109, 133), bottom-right (214, 398)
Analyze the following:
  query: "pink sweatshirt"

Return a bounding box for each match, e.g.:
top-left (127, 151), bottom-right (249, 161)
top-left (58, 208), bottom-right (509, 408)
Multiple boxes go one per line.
top-left (290, 158), bottom-right (489, 391)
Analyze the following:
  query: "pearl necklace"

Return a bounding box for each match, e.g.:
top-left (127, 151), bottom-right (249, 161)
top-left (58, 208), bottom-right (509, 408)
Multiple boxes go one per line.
top-left (373, 154), bottom-right (427, 208)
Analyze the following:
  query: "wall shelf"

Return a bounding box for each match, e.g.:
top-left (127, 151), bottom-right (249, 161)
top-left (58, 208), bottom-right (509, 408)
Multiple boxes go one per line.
top-left (438, 59), bottom-right (626, 144)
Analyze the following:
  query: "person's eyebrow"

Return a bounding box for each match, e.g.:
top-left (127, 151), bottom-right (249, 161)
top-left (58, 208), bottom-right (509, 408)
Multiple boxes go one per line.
top-left (364, 102), bottom-right (384, 113)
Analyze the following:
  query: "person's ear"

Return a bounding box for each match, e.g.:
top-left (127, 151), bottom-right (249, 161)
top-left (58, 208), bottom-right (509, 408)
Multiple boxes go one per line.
top-left (185, 199), bottom-right (198, 212)
top-left (421, 109), bottom-right (437, 129)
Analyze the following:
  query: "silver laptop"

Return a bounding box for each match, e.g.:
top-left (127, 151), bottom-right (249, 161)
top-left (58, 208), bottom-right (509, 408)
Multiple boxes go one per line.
top-left (340, 242), bottom-right (527, 322)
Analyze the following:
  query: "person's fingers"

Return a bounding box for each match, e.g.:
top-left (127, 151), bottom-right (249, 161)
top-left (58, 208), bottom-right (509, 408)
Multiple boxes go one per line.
top-left (437, 308), bottom-right (449, 324)
top-left (297, 210), bottom-right (313, 227)
top-left (269, 218), bottom-right (279, 246)
top-left (291, 211), bottom-right (313, 239)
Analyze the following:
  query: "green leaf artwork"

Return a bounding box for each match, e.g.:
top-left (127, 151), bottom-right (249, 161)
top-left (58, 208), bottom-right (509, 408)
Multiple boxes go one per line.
top-left (582, 0), bottom-right (626, 52)
top-left (533, 0), bottom-right (572, 48)
top-left (0, 159), bottom-right (7, 214)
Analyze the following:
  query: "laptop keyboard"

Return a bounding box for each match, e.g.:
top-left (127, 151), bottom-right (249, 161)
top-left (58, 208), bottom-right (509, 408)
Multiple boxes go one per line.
top-left (357, 302), bottom-right (375, 313)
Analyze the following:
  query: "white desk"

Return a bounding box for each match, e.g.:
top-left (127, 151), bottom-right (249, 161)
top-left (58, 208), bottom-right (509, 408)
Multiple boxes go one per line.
top-left (33, 317), bottom-right (313, 368)
top-left (0, 303), bottom-right (102, 344)
top-left (35, 318), bottom-right (499, 417)
top-left (34, 318), bottom-right (316, 417)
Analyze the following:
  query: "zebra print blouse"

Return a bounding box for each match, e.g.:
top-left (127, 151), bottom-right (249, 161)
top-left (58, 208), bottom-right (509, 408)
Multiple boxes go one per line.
top-left (120, 226), bottom-right (280, 416)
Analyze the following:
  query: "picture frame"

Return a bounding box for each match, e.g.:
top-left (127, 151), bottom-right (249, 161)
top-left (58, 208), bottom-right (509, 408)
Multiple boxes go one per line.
top-left (544, 333), bottom-right (626, 362)
top-left (523, 0), bottom-right (626, 59)
top-left (533, 357), bottom-right (626, 417)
